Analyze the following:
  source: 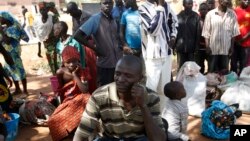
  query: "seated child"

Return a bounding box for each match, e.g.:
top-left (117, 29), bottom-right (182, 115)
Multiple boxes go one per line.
top-left (161, 81), bottom-right (190, 141)
top-left (48, 46), bottom-right (91, 141)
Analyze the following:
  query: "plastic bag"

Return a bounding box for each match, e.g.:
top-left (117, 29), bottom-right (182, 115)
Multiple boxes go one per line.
top-left (221, 81), bottom-right (250, 112)
top-left (201, 100), bottom-right (238, 140)
top-left (176, 62), bottom-right (207, 117)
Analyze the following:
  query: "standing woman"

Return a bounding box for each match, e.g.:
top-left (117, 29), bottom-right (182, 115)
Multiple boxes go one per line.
top-left (0, 11), bottom-right (29, 95)
top-left (33, 2), bottom-right (59, 75)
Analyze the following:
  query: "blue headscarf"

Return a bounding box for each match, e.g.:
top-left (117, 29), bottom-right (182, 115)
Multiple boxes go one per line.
top-left (0, 11), bottom-right (29, 42)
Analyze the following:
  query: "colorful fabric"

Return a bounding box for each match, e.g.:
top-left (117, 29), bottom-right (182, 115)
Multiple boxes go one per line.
top-left (19, 99), bottom-right (55, 125)
top-left (120, 8), bottom-right (141, 49)
top-left (201, 100), bottom-right (238, 140)
top-left (33, 9), bottom-right (59, 75)
top-left (48, 80), bottom-right (90, 141)
top-left (56, 36), bottom-right (85, 67)
top-left (84, 46), bottom-right (97, 94)
top-left (0, 11), bottom-right (29, 42)
top-left (61, 46), bottom-right (81, 62)
top-left (234, 6), bottom-right (250, 47)
top-left (0, 11), bottom-right (27, 81)
top-left (0, 76), bottom-right (12, 112)
top-left (75, 82), bottom-right (165, 138)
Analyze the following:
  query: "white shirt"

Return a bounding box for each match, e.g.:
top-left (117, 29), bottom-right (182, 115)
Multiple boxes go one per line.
top-left (162, 99), bottom-right (189, 141)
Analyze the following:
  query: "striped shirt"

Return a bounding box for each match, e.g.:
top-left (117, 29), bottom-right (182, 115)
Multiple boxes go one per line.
top-left (202, 8), bottom-right (240, 55)
top-left (139, 1), bottom-right (178, 59)
top-left (75, 82), bottom-right (164, 139)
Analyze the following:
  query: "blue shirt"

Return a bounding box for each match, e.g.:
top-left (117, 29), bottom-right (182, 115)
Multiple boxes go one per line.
top-left (120, 9), bottom-right (141, 49)
top-left (80, 12), bottom-right (122, 68)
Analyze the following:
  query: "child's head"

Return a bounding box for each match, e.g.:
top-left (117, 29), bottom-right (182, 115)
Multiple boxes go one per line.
top-left (61, 46), bottom-right (81, 71)
top-left (164, 81), bottom-right (186, 100)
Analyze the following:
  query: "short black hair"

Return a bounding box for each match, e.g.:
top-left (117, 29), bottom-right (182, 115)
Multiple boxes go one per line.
top-left (116, 55), bottom-right (145, 76)
top-left (164, 81), bottom-right (184, 99)
top-left (66, 1), bottom-right (78, 13)
top-left (56, 21), bottom-right (68, 34)
top-left (199, 2), bottom-right (209, 9)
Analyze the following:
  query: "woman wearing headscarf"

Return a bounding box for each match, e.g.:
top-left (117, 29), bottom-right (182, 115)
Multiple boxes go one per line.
top-left (48, 46), bottom-right (91, 141)
top-left (33, 2), bottom-right (59, 75)
top-left (0, 11), bottom-right (29, 95)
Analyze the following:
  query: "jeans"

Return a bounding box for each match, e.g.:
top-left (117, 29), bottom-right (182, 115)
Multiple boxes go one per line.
top-left (93, 136), bottom-right (147, 141)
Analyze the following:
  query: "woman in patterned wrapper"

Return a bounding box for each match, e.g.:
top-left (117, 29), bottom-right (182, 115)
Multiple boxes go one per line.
top-left (0, 11), bottom-right (29, 95)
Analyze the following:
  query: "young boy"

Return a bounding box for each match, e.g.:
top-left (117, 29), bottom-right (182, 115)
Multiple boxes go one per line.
top-left (161, 81), bottom-right (190, 141)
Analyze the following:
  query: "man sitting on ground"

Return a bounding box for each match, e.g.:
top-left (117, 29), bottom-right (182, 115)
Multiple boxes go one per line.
top-left (73, 55), bottom-right (166, 141)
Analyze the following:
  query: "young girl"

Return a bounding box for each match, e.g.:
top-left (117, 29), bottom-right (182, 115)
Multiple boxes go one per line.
top-left (48, 46), bottom-right (91, 141)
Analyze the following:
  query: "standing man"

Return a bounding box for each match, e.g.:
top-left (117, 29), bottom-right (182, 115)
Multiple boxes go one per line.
top-left (74, 0), bottom-right (123, 87)
top-left (66, 1), bottom-right (91, 33)
top-left (21, 6), bottom-right (28, 27)
top-left (139, 0), bottom-right (178, 110)
top-left (195, 2), bottom-right (209, 74)
top-left (112, 0), bottom-right (126, 49)
top-left (231, 0), bottom-right (250, 74)
top-left (66, 1), bottom-right (97, 93)
top-left (175, 0), bottom-right (200, 69)
top-left (202, 0), bottom-right (240, 73)
top-left (73, 55), bottom-right (166, 141)
top-left (206, 0), bottom-right (216, 11)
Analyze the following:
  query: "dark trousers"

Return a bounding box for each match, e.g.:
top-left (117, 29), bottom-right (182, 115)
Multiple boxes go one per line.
top-left (177, 52), bottom-right (195, 70)
top-left (230, 43), bottom-right (250, 74)
top-left (195, 49), bottom-right (208, 74)
top-left (208, 55), bottom-right (229, 73)
top-left (97, 67), bottom-right (115, 87)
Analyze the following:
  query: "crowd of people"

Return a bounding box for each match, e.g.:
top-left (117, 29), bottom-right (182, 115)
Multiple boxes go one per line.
top-left (1, 0), bottom-right (250, 140)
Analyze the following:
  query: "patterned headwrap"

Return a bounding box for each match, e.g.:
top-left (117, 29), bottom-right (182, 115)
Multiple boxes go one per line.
top-left (0, 11), bottom-right (17, 25)
top-left (62, 46), bottom-right (80, 62)
top-left (0, 11), bottom-right (29, 42)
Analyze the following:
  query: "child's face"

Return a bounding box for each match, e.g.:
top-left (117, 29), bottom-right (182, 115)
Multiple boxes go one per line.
top-left (63, 58), bottom-right (80, 72)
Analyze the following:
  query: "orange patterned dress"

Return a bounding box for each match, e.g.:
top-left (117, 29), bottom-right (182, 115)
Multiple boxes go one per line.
top-left (48, 79), bottom-right (90, 141)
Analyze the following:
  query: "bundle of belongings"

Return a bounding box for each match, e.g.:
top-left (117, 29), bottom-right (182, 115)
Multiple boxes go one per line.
top-left (176, 61), bottom-right (207, 117)
top-left (201, 100), bottom-right (242, 140)
top-left (19, 94), bottom-right (55, 125)
top-left (205, 70), bottom-right (238, 107)
top-left (221, 66), bottom-right (250, 113)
